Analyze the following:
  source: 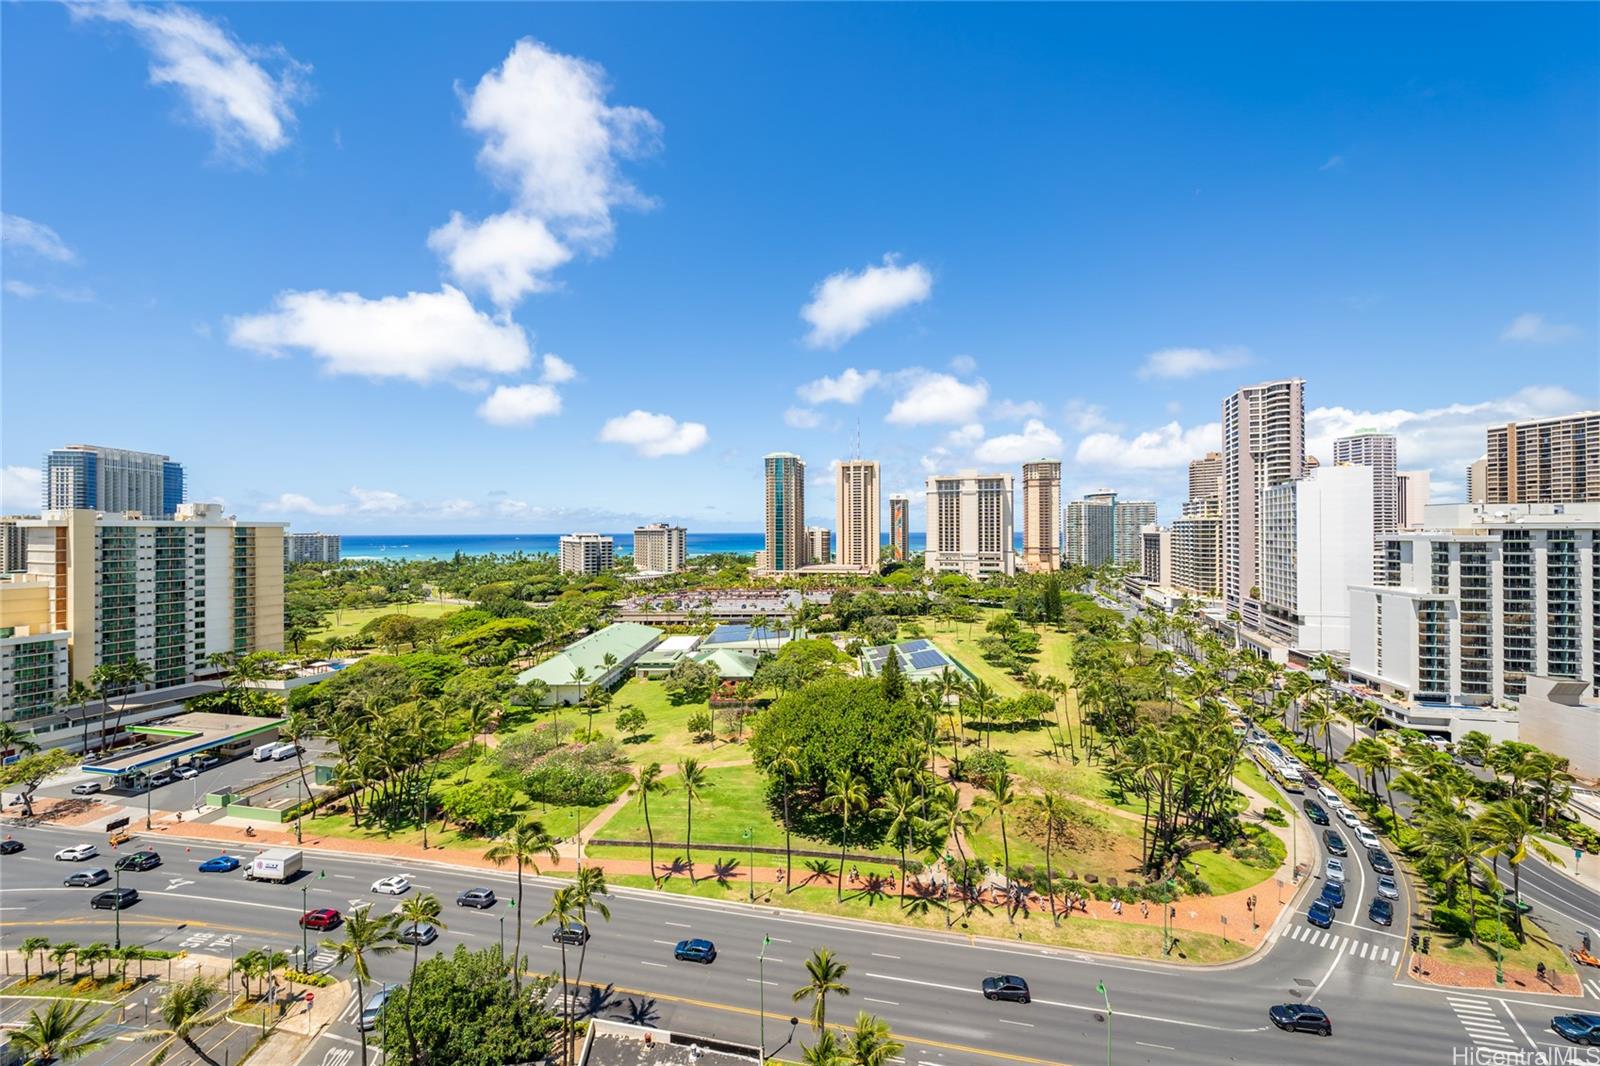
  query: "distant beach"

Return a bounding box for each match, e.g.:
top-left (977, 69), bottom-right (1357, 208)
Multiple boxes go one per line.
top-left (341, 532), bottom-right (931, 562)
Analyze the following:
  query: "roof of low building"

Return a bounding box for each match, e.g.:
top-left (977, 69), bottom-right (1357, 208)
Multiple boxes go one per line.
top-left (691, 648), bottom-right (759, 679)
top-left (516, 622), bottom-right (663, 687)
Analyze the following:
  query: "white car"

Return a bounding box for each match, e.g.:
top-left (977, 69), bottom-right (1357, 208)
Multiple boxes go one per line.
top-left (1355, 826), bottom-right (1381, 850)
top-left (1325, 857), bottom-right (1346, 883)
top-left (173, 765), bottom-right (199, 780)
top-left (371, 876), bottom-right (411, 896)
top-left (55, 843), bottom-right (98, 862)
top-left (70, 781), bottom-right (102, 796)
top-left (1338, 806), bottom-right (1363, 828)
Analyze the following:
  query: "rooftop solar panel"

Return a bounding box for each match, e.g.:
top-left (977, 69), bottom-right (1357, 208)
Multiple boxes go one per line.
top-left (899, 639), bottom-right (933, 653)
top-left (908, 650), bottom-right (950, 670)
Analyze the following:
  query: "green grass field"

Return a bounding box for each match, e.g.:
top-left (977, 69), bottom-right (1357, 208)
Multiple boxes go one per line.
top-left (309, 601), bottom-right (459, 640)
top-left (601, 678), bottom-right (741, 769)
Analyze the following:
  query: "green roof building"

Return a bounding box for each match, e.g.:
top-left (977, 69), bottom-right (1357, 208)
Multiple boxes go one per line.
top-left (516, 622), bottom-right (664, 705)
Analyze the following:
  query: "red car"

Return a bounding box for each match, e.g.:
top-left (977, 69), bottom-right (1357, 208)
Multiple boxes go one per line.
top-left (299, 908), bottom-right (342, 931)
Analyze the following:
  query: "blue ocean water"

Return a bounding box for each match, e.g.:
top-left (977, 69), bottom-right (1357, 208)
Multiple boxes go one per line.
top-left (340, 532), bottom-right (931, 562)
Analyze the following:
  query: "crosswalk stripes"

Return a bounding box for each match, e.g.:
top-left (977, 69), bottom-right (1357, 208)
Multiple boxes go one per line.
top-left (1447, 996), bottom-right (1518, 1052)
top-left (1281, 923), bottom-right (1396, 965)
top-left (1586, 978), bottom-right (1600, 1000)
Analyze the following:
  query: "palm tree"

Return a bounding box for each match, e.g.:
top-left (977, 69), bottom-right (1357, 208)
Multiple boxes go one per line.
top-left (8, 1000), bottom-right (109, 1064)
top-left (396, 893), bottom-right (445, 1066)
top-left (678, 757), bottom-right (710, 874)
top-left (966, 678), bottom-right (998, 750)
top-left (772, 746), bottom-right (802, 891)
top-left (21, 936), bottom-right (49, 983)
top-left (802, 1031), bottom-right (847, 1066)
top-left (980, 771), bottom-right (1019, 920)
top-left (1038, 791), bottom-right (1067, 924)
top-left (793, 947), bottom-right (850, 1033)
top-left (820, 770), bottom-right (869, 901)
top-left (54, 680), bottom-right (96, 756)
top-left (50, 943), bottom-right (77, 985)
top-left (847, 1011), bottom-right (904, 1066)
top-left (279, 708), bottom-right (319, 817)
top-left (538, 886), bottom-right (584, 1065)
top-left (634, 762), bottom-right (667, 882)
top-left (321, 907), bottom-right (400, 1066)
top-left (483, 817), bottom-right (557, 989)
top-left (564, 665), bottom-right (588, 730)
top-left (882, 779), bottom-right (919, 906)
top-left (142, 975), bottom-right (221, 1060)
top-left (77, 943), bottom-right (109, 982)
top-left (1478, 799), bottom-right (1562, 924)
top-left (569, 865), bottom-right (611, 1021)
top-left (0, 719), bottom-right (40, 759)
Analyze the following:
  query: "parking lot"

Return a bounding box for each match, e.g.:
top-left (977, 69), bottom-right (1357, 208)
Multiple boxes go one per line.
top-left (34, 739), bottom-right (336, 814)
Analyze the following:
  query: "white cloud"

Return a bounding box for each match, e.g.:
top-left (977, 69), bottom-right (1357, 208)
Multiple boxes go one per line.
top-left (974, 419), bottom-right (1064, 465)
top-left (460, 38), bottom-right (661, 241)
top-left (540, 353), bottom-right (577, 384)
top-left (1500, 312), bottom-right (1579, 344)
top-left (991, 399), bottom-right (1044, 420)
top-left (801, 255), bottom-right (932, 348)
top-left (784, 407), bottom-right (823, 429)
top-left (72, 1), bottom-right (308, 158)
top-left (949, 354), bottom-right (977, 375)
top-left (228, 286), bottom-right (531, 383)
top-left (1137, 347), bottom-right (1250, 380)
top-left (886, 372), bottom-right (988, 425)
top-left (598, 410), bottom-right (709, 457)
top-left (1, 466), bottom-right (42, 512)
top-left (263, 492), bottom-right (345, 517)
top-left (477, 383), bottom-right (562, 426)
top-left (1, 214), bottom-right (77, 262)
top-left (797, 367), bottom-right (881, 405)
top-left (261, 487), bottom-right (482, 520)
top-left (1062, 399), bottom-right (1117, 434)
top-left (427, 211), bottom-right (572, 308)
top-left (1076, 420), bottom-right (1223, 471)
top-left (1320, 154), bottom-right (1345, 171)
top-left (946, 423), bottom-right (986, 448)
top-left (4, 280), bottom-right (94, 302)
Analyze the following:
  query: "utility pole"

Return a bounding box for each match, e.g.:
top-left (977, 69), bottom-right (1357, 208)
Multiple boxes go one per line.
top-left (744, 828), bottom-right (754, 903)
top-left (114, 866), bottom-right (123, 949)
top-left (759, 935), bottom-right (771, 1060)
top-left (1096, 980), bottom-right (1112, 1066)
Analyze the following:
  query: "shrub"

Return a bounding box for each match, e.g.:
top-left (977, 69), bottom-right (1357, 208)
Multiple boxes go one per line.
top-left (1260, 807), bottom-right (1288, 826)
top-left (282, 969), bottom-right (335, 987)
top-left (956, 749), bottom-right (1009, 789)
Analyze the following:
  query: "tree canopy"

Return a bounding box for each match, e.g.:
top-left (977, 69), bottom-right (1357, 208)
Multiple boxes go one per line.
top-left (380, 945), bottom-right (555, 1066)
top-left (750, 676), bottom-right (926, 800)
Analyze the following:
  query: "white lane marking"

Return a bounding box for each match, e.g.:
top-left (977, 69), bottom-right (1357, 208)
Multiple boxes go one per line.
top-left (1347, 940), bottom-right (1357, 956)
top-left (1498, 998), bottom-right (1537, 1049)
top-left (871, 952), bottom-right (901, 959)
top-left (664, 921), bottom-right (691, 928)
top-left (1306, 932), bottom-right (1347, 1001)
top-left (333, 874), bottom-right (355, 880)
top-left (768, 936), bottom-right (792, 943)
top-left (652, 939), bottom-right (677, 946)
top-left (1358, 943), bottom-right (1369, 959)
top-left (640, 960), bottom-right (668, 968)
top-left (864, 997), bottom-right (899, 1006)
top-left (995, 1019), bottom-right (1033, 1028)
top-left (746, 979), bottom-right (778, 986)
top-left (1136, 1043), bottom-right (1176, 1051)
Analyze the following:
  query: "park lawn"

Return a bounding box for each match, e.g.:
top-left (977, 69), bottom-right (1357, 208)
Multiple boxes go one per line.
top-left (5, 975), bottom-right (125, 1002)
top-left (1233, 759), bottom-right (1289, 812)
top-left (1431, 919), bottom-right (1577, 981)
top-left (590, 762), bottom-right (894, 858)
top-left (1184, 825), bottom-right (1286, 895)
top-left (601, 874), bottom-right (1248, 964)
top-left (308, 601), bottom-right (458, 640)
top-left (965, 798), bottom-right (1148, 885)
top-left (601, 678), bottom-right (747, 769)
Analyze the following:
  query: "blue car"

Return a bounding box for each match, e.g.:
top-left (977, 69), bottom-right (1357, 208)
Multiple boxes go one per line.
top-left (673, 938), bottom-right (717, 964)
top-left (198, 855), bottom-right (240, 873)
top-left (1307, 900), bottom-right (1335, 929)
top-left (1551, 1014), bottom-right (1600, 1046)
top-left (1318, 882), bottom-right (1346, 909)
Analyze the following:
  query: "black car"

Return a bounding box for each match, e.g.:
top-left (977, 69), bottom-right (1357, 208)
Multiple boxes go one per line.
top-left (1323, 831), bottom-right (1347, 856)
top-left (115, 850), bottom-right (161, 872)
top-left (398, 922), bottom-right (438, 946)
top-left (1551, 1013), bottom-right (1600, 1046)
top-left (91, 887), bottom-right (140, 910)
top-left (1369, 897), bottom-right (1394, 926)
top-left (981, 975), bottom-right (1031, 1003)
top-left (1318, 882), bottom-right (1346, 909)
top-left (673, 938), bottom-right (716, 963)
top-left (1302, 800), bottom-right (1329, 826)
top-left (0, 839), bottom-right (23, 854)
top-left (455, 888), bottom-right (496, 909)
top-left (1270, 1004), bottom-right (1332, 1036)
top-left (1367, 848), bottom-right (1394, 875)
top-left (551, 922), bottom-right (589, 945)
top-left (65, 867), bottom-right (111, 887)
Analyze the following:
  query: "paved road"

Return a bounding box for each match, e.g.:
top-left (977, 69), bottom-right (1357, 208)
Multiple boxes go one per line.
top-left (4, 823), bottom-right (1593, 1065)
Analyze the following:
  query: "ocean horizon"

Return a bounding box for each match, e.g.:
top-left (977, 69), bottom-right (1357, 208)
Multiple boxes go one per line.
top-left (340, 532), bottom-right (933, 562)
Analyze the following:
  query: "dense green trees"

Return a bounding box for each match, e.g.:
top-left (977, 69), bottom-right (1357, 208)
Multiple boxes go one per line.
top-left (380, 946), bottom-right (556, 1066)
top-left (750, 676), bottom-right (928, 802)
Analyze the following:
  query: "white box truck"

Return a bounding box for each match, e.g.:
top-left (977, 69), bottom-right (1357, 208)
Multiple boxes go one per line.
top-left (245, 848), bottom-right (302, 883)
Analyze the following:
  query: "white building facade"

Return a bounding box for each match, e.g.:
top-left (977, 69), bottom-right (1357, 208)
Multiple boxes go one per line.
top-left (632, 524), bottom-right (687, 574)
top-left (559, 533), bottom-right (615, 575)
top-left (834, 460), bottom-right (881, 572)
top-left (925, 472), bottom-right (1014, 577)
top-left (284, 532), bottom-right (341, 564)
top-left (1259, 464), bottom-right (1374, 651)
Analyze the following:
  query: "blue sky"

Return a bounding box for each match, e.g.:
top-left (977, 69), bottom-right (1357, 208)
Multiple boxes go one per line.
top-left (3, 2), bottom-right (1596, 533)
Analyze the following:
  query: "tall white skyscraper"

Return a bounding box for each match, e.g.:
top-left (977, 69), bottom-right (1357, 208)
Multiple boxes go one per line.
top-left (1259, 465), bottom-right (1373, 652)
top-left (633, 524), bottom-right (687, 574)
top-left (44, 444), bottom-right (186, 518)
top-left (835, 459), bottom-right (881, 572)
top-left (559, 533), bottom-right (614, 575)
top-left (1021, 459), bottom-right (1062, 572)
top-left (1332, 430), bottom-right (1398, 568)
top-left (1223, 379), bottom-right (1306, 628)
top-left (925, 472), bottom-right (1014, 577)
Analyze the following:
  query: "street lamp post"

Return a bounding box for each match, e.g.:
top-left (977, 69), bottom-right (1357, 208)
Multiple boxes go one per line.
top-left (295, 779), bottom-right (303, 845)
top-left (758, 935), bottom-right (771, 1060)
top-left (114, 867), bottom-right (123, 949)
top-left (261, 944), bottom-right (270, 1036)
top-left (1494, 892), bottom-right (1505, 985)
top-left (1096, 980), bottom-right (1112, 1066)
top-left (498, 915), bottom-right (505, 960)
top-left (744, 828), bottom-right (754, 903)
top-left (145, 779), bottom-right (153, 831)
top-left (301, 884), bottom-right (310, 964)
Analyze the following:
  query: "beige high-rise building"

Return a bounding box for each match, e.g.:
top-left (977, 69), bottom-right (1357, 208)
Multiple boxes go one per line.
top-left (1188, 452), bottom-right (1224, 502)
top-left (1223, 378), bottom-right (1306, 628)
top-left (11, 504), bottom-right (284, 691)
top-left (559, 533), bottom-right (614, 575)
top-left (1332, 431), bottom-right (1398, 569)
top-left (1486, 412), bottom-right (1600, 503)
top-left (1140, 524), bottom-right (1171, 586)
top-left (1467, 456), bottom-right (1488, 504)
top-left (805, 526), bottom-right (833, 565)
top-left (1171, 499), bottom-right (1222, 596)
top-left (632, 524), bottom-right (686, 574)
top-left (888, 495), bottom-right (910, 561)
top-left (1395, 471), bottom-right (1431, 529)
top-left (1021, 459), bottom-right (1062, 572)
top-left (835, 459), bottom-right (881, 572)
top-left (761, 452), bottom-right (807, 573)
top-left (925, 472), bottom-right (1014, 577)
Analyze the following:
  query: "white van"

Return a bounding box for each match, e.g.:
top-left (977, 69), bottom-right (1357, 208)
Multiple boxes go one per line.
top-left (252, 742), bottom-right (280, 762)
top-left (270, 742), bottom-right (300, 761)
top-left (1317, 785), bottom-right (1344, 810)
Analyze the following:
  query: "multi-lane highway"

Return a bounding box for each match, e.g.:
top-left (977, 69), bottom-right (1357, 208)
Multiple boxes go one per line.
top-left (3, 820), bottom-right (1592, 1065)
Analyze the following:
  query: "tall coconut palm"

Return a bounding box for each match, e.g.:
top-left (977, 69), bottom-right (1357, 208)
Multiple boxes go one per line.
top-left (569, 865), bottom-right (611, 1019)
top-left (847, 1011), bottom-right (904, 1066)
top-left (54, 680), bottom-right (96, 756)
top-left (793, 947), bottom-right (850, 1033)
top-left (396, 893), bottom-right (445, 1066)
top-left (8, 999), bottom-right (109, 1064)
top-left (678, 757), bottom-right (710, 874)
top-left (20, 936), bottom-right (49, 983)
top-left (771, 746), bottom-right (802, 891)
top-left (1037, 791), bottom-right (1068, 924)
top-left (882, 779), bottom-right (919, 906)
top-left (1478, 799), bottom-right (1562, 923)
top-left (634, 762), bottom-right (667, 882)
top-left (483, 817), bottom-right (557, 988)
top-left (50, 943), bottom-right (77, 985)
top-left (321, 907), bottom-right (399, 1066)
top-left (538, 886), bottom-right (584, 1064)
top-left (142, 975), bottom-right (221, 1061)
top-left (820, 770), bottom-right (869, 901)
